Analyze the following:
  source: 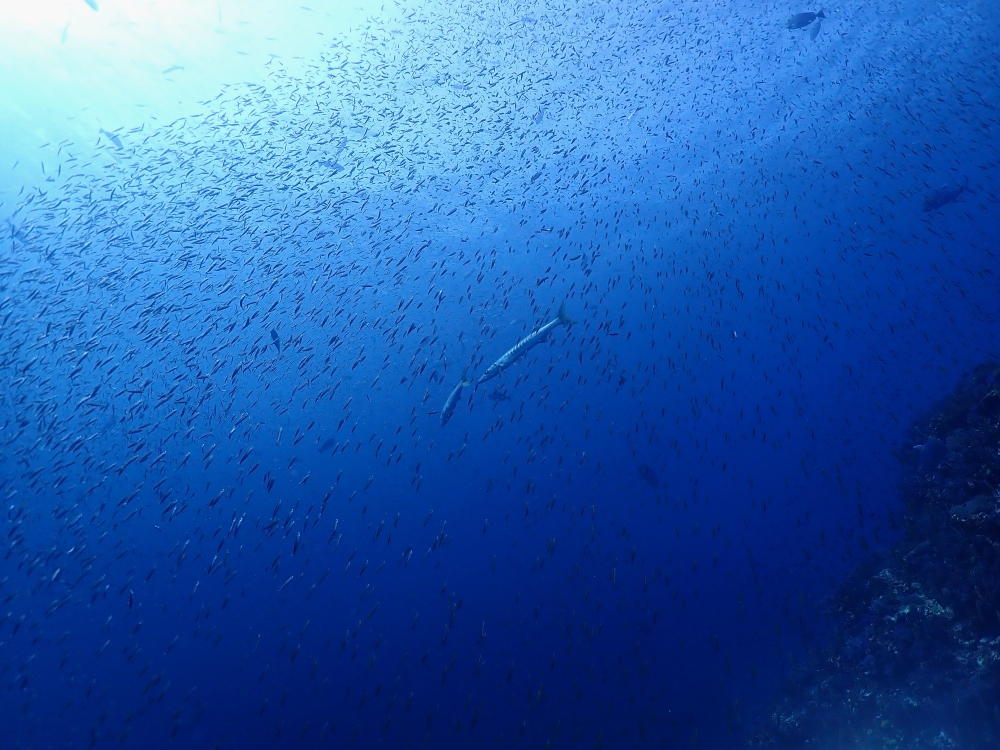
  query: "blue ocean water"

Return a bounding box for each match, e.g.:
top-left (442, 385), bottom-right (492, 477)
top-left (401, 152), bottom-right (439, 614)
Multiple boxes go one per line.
top-left (1, 0), bottom-right (998, 748)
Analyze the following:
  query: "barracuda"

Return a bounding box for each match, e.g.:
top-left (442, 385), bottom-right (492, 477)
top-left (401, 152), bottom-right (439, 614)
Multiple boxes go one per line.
top-left (440, 372), bottom-right (472, 426)
top-left (477, 302), bottom-right (575, 388)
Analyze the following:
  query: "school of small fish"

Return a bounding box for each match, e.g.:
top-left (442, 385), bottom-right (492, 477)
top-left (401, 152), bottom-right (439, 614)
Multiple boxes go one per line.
top-left (2, 0), bottom-right (998, 747)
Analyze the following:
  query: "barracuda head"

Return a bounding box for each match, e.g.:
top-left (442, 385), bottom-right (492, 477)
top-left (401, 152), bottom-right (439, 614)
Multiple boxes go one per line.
top-left (477, 365), bottom-right (500, 386)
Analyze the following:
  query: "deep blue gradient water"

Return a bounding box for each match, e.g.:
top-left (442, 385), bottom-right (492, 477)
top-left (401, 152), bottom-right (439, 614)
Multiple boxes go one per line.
top-left (1, 0), bottom-right (998, 748)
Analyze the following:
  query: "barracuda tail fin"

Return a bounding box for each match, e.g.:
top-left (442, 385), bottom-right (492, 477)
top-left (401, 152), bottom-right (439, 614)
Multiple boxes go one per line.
top-left (558, 301), bottom-right (576, 326)
top-left (460, 369), bottom-right (472, 387)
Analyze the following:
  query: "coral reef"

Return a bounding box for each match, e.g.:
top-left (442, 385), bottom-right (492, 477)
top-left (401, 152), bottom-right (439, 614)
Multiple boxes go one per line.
top-left (752, 362), bottom-right (1000, 749)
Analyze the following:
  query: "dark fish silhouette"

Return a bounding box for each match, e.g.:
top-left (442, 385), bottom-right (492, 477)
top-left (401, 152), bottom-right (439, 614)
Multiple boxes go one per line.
top-left (270, 329), bottom-right (281, 353)
top-left (785, 10), bottom-right (825, 29)
top-left (638, 463), bottom-right (659, 489)
top-left (99, 128), bottom-right (123, 150)
top-left (487, 389), bottom-right (511, 403)
top-left (914, 436), bottom-right (946, 471)
top-left (922, 178), bottom-right (971, 212)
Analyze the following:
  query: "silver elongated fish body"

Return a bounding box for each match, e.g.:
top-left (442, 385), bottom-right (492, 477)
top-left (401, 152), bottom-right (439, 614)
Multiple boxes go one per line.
top-left (440, 376), bottom-right (471, 426)
top-left (477, 303), bottom-right (574, 386)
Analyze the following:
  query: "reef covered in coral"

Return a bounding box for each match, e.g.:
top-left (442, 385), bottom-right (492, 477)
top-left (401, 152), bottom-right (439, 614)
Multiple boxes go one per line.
top-left (752, 361), bottom-right (1000, 749)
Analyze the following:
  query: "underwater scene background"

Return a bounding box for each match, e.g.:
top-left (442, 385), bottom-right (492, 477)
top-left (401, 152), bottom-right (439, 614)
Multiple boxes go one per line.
top-left (1, 0), bottom-right (998, 748)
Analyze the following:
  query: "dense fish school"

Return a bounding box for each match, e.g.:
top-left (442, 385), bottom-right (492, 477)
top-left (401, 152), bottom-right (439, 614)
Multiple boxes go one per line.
top-left (1, 0), bottom-right (998, 748)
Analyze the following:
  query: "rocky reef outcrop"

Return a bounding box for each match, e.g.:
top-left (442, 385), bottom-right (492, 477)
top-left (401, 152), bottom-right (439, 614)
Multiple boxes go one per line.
top-left (752, 362), bottom-right (1000, 749)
